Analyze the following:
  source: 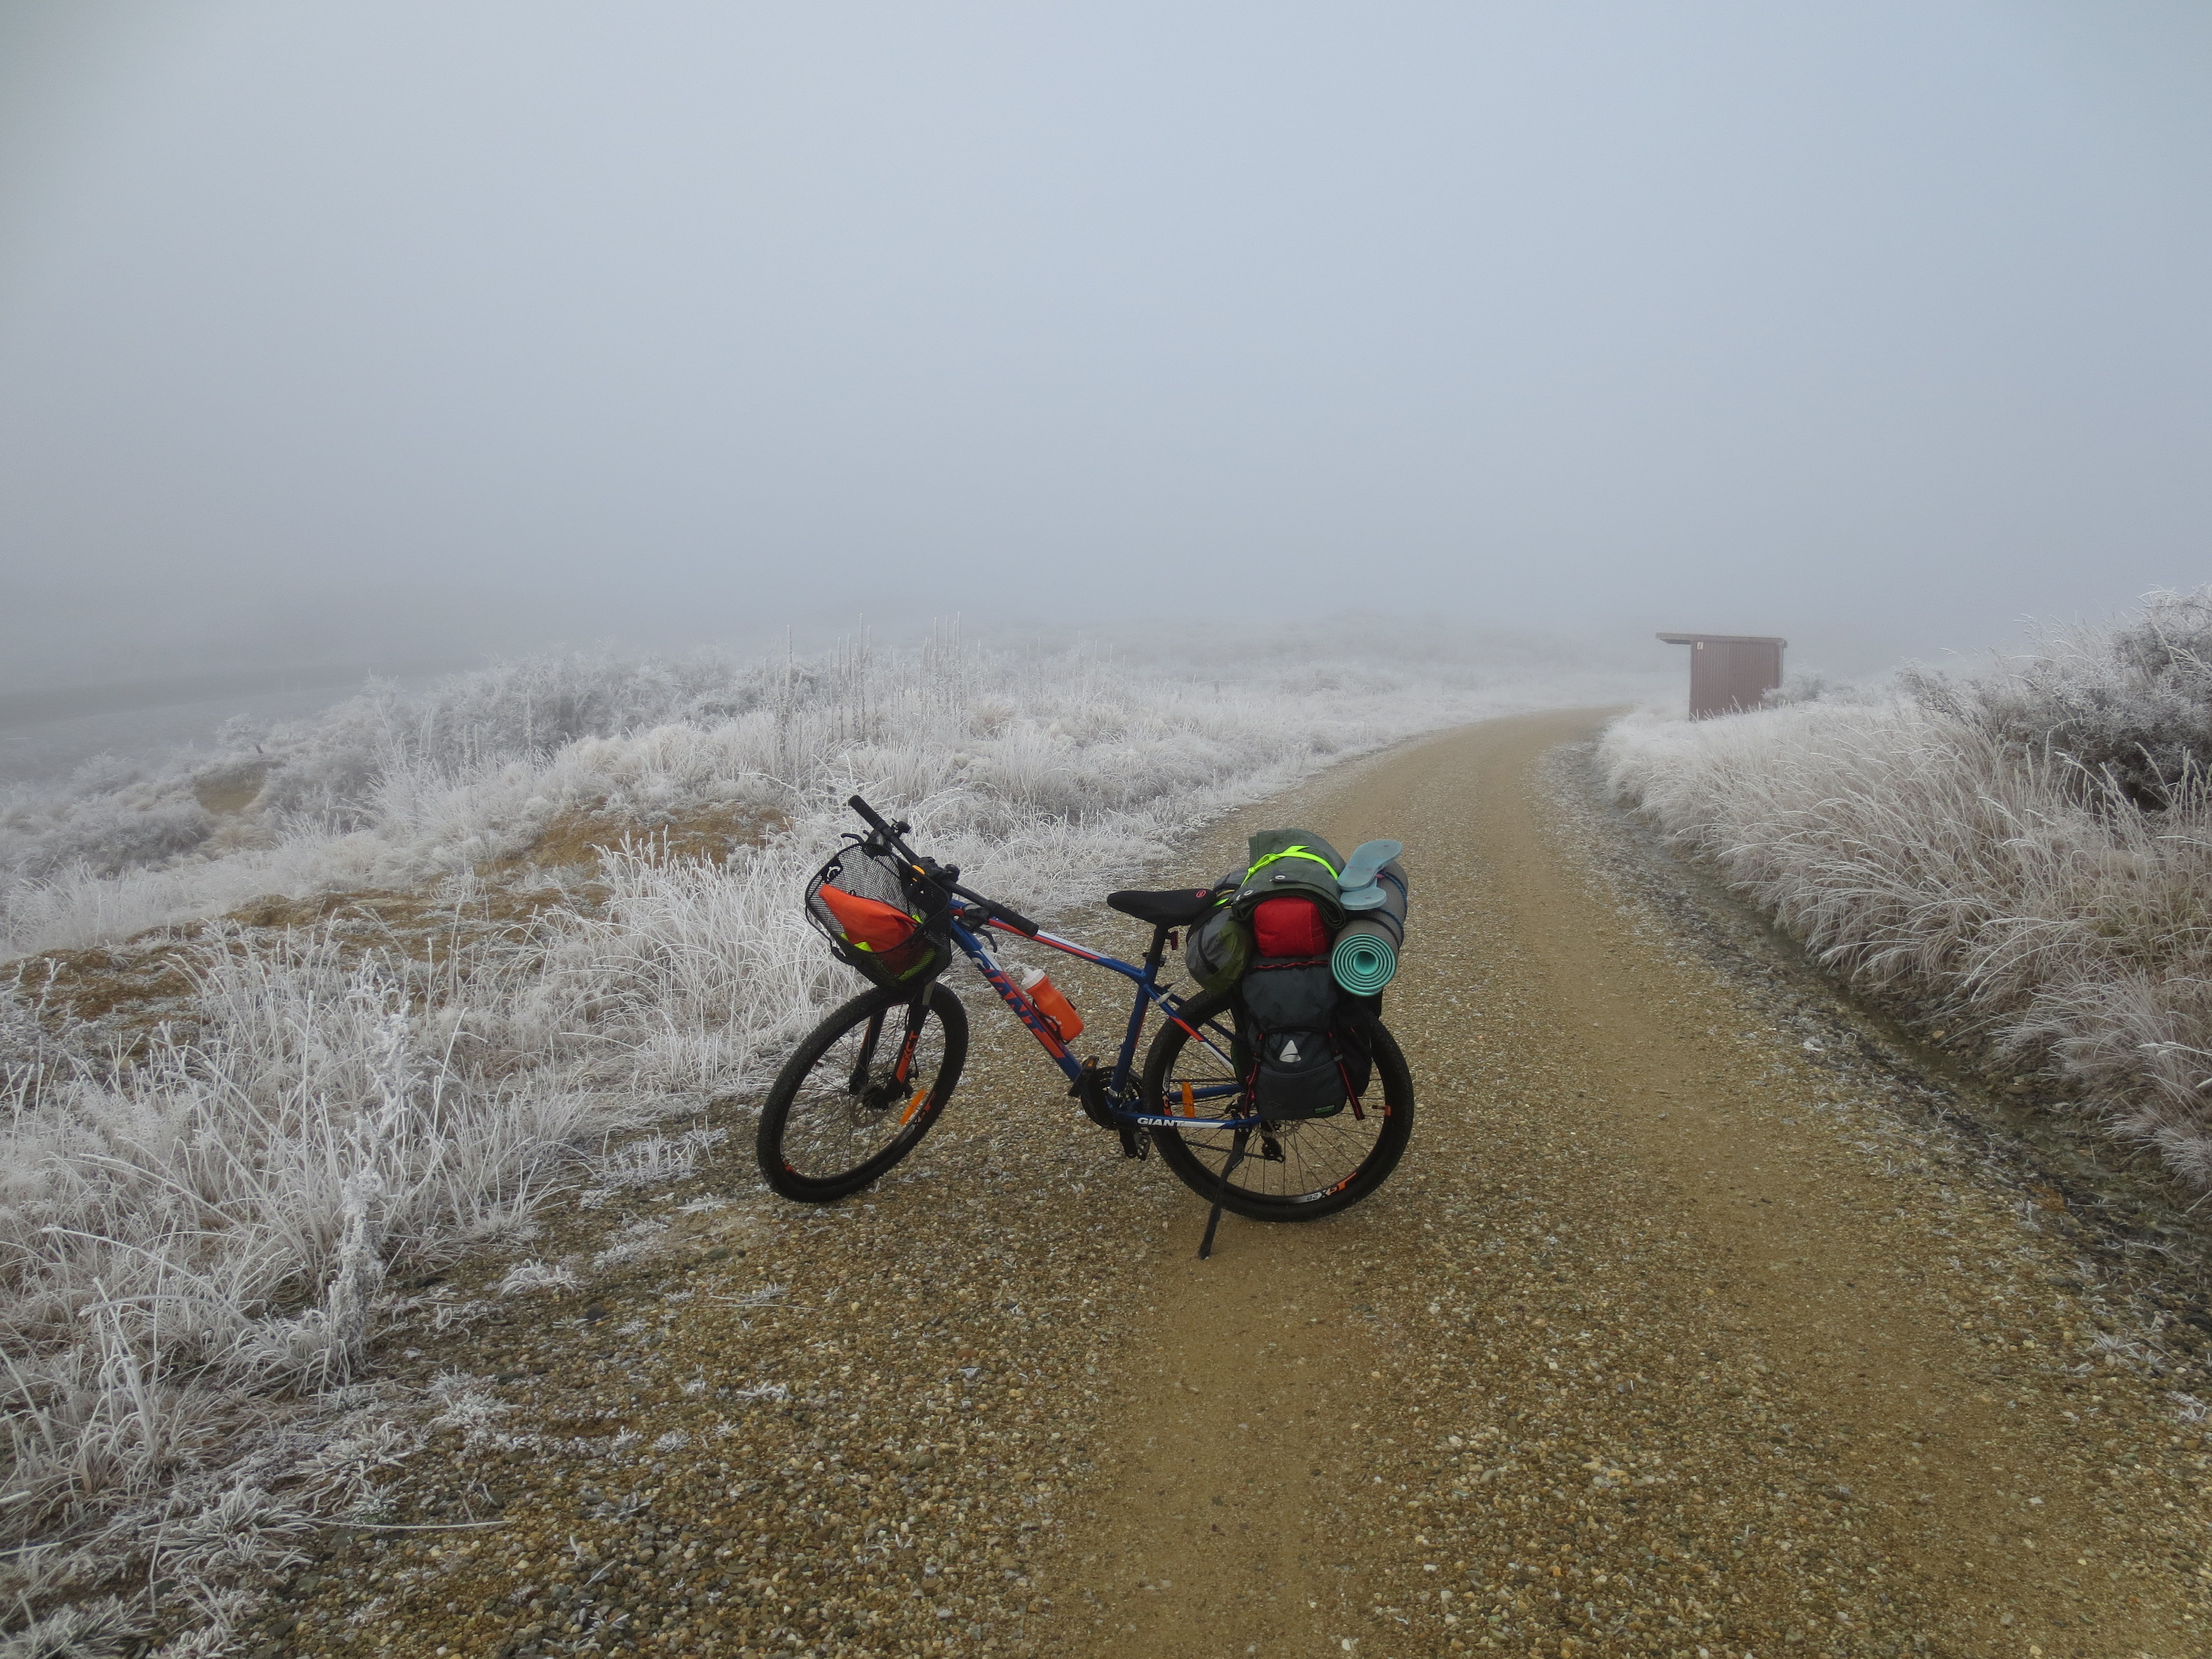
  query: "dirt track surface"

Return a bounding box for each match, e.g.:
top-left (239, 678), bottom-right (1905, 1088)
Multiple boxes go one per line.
top-left (266, 712), bottom-right (2211, 1659)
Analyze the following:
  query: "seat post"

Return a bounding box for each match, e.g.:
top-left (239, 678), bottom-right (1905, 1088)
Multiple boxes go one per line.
top-left (1144, 925), bottom-right (1173, 974)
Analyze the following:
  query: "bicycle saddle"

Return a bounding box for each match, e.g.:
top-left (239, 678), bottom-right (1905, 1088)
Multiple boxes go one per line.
top-left (1106, 888), bottom-right (1219, 926)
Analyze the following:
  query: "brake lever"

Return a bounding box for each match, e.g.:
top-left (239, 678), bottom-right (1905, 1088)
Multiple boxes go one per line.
top-left (947, 883), bottom-right (1038, 937)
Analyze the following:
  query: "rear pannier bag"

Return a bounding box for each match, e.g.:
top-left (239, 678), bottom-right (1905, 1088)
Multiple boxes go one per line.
top-left (804, 841), bottom-right (951, 988)
top-left (1238, 956), bottom-right (1349, 1120)
top-left (1253, 1024), bottom-right (1349, 1118)
top-left (1239, 954), bottom-right (1340, 1030)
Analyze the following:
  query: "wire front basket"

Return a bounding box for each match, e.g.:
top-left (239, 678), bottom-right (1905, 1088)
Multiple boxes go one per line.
top-left (803, 838), bottom-right (953, 988)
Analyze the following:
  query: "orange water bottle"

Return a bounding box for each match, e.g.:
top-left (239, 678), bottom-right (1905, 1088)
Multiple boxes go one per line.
top-left (1015, 965), bottom-right (1083, 1042)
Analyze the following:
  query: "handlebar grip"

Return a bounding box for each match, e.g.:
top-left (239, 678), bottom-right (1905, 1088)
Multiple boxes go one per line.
top-left (847, 794), bottom-right (894, 835)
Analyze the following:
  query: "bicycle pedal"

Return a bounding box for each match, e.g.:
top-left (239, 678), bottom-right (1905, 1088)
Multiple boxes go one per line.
top-left (1117, 1125), bottom-right (1150, 1161)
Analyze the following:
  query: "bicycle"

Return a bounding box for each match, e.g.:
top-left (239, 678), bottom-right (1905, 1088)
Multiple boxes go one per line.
top-left (755, 795), bottom-right (1414, 1253)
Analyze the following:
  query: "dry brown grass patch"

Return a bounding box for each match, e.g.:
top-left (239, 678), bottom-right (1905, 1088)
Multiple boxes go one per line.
top-left (6, 800), bottom-right (789, 1039)
top-left (10, 940), bottom-right (199, 1029)
top-left (497, 800), bottom-right (787, 871)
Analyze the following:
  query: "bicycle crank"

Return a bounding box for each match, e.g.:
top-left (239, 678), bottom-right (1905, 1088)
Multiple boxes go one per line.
top-left (1069, 1061), bottom-right (1149, 1159)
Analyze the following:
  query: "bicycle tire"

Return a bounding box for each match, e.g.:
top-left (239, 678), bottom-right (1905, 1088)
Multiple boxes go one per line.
top-left (1144, 988), bottom-right (1413, 1221)
top-left (756, 982), bottom-right (968, 1202)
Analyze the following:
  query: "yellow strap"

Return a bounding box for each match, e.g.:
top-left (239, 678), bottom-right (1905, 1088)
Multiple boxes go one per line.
top-left (1246, 845), bottom-right (1339, 881)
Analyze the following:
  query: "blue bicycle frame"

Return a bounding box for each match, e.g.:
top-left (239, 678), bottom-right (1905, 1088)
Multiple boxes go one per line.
top-left (941, 900), bottom-right (1264, 1132)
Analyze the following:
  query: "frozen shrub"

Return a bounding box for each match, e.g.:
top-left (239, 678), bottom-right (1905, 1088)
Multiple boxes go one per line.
top-left (1603, 590), bottom-right (2212, 1192)
top-left (0, 935), bottom-right (631, 1647)
top-left (1908, 587), bottom-right (2212, 810)
top-left (1, 791), bottom-right (214, 881)
top-left (1758, 669), bottom-right (1848, 709)
top-left (2, 629), bottom-right (1651, 955)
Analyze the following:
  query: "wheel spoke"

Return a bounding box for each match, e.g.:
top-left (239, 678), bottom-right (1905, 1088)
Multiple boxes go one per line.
top-left (781, 1012), bottom-right (948, 1178)
top-left (1143, 988), bottom-right (1413, 1218)
top-left (757, 985), bottom-right (967, 1201)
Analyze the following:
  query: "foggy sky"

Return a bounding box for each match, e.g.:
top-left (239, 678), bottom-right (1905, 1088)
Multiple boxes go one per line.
top-left (3, 1), bottom-right (2208, 692)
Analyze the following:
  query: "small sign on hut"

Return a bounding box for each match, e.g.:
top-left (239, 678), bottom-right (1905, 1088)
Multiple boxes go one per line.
top-left (1657, 632), bottom-right (1786, 719)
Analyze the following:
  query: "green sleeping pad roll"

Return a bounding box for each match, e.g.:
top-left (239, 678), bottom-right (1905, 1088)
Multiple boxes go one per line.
top-left (1331, 917), bottom-right (1399, 994)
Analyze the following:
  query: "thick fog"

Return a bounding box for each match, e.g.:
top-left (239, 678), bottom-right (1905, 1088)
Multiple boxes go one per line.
top-left (3, 0), bottom-right (2208, 698)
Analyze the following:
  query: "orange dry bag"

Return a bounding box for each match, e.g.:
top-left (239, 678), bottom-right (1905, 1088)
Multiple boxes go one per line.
top-left (816, 883), bottom-right (919, 953)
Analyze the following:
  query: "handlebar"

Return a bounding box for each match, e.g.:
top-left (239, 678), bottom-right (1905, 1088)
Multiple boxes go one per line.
top-left (844, 793), bottom-right (906, 845)
top-left (950, 882), bottom-right (1040, 938)
top-left (846, 793), bottom-right (1040, 936)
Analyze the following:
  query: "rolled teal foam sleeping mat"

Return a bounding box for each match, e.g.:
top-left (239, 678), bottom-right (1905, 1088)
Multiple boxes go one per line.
top-left (1331, 917), bottom-right (1399, 994)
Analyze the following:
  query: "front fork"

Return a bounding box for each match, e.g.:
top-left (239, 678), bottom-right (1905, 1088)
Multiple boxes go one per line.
top-left (847, 996), bottom-right (930, 1107)
top-left (845, 1009), bottom-right (887, 1095)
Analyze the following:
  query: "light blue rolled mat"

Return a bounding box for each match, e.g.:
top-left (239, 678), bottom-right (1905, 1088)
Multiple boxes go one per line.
top-left (1337, 839), bottom-right (1403, 895)
top-left (1332, 918), bottom-right (1398, 994)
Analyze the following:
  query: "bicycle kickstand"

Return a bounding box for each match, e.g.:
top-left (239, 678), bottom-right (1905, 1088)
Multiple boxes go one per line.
top-left (1198, 1127), bottom-right (1250, 1261)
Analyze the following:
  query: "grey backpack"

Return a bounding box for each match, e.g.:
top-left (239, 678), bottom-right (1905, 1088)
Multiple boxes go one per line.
top-left (1224, 829), bottom-right (1348, 929)
top-left (1184, 829), bottom-right (1348, 996)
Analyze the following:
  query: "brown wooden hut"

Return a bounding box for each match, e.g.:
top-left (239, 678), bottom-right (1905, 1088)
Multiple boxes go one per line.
top-left (1657, 632), bottom-right (1787, 719)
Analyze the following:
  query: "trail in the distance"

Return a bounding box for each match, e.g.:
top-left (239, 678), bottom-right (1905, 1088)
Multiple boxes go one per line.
top-left (1051, 709), bottom-right (2205, 1659)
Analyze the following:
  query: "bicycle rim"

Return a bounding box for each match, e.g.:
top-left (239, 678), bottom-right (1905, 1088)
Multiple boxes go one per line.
top-left (757, 983), bottom-right (966, 1201)
top-left (1146, 991), bottom-right (1413, 1219)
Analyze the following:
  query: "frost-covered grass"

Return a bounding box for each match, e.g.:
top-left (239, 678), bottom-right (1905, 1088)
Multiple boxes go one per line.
top-left (3, 626), bottom-right (1625, 957)
top-left (0, 932), bottom-right (614, 1654)
top-left (0, 625), bottom-right (1645, 1649)
top-left (1602, 590), bottom-right (2212, 1192)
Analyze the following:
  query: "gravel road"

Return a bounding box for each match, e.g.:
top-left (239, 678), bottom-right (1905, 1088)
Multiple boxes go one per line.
top-left (257, 710), bottom-right (2211, 1659)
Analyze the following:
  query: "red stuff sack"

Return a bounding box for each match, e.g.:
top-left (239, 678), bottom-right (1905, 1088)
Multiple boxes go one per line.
top-left (1250, 895), bottom-right (1332, 958)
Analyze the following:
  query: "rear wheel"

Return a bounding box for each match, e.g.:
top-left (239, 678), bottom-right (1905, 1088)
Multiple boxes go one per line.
top-left (1143, 988), bottom-right (1413, 1221)
top-left (756, 982), bottom-right (967, 1202)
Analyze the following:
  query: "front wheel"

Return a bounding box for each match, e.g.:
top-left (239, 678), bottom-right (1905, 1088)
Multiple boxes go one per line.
top-left (756, 981), bottom-right (968, 1202)
top-left (1143, 988), bottom-right (1413, 1221)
